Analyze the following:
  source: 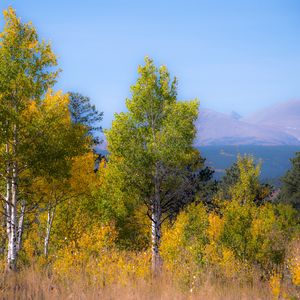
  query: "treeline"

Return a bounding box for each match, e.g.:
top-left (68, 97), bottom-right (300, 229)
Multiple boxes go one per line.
top-left (0, 8), bottom-right (299, 299)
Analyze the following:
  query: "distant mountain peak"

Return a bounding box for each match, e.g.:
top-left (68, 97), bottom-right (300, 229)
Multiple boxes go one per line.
top-left (244, 99), bottom-right (300, 141)
top-left (230, 111), bottom-right (242, 120)
top-left (195, 100), bottom-right (300, 146)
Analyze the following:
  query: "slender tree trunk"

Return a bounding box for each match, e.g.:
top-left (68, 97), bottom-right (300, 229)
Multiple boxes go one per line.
top-left (16, 200), bottom-right (25, 253)
top-left (151, 207), bottom-right (162, 275)
top-left (7, 125), bottom-right (18, 271)
top-left (9, 160), bottom-right (18, 270)
top-left (151, 165), bottom-right (162, 275)
top-left (6, 184), bottom-right (12, 268)
top-left (5, 143), bottom-right (12, 271)
top-left (0, 204), bottom-right (7, 255)
top-left (44, 206), bottom-right (55, 258)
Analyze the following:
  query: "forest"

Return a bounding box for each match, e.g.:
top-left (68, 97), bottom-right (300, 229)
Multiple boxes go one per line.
top-left (0, 7), bottom-right (299, 300)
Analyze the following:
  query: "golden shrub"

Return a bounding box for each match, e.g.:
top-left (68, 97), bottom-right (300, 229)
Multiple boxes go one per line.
top-left (288, 239), bottom-right (300, 287)
top-left (52, 223), bottom-right (151, 286)
top-left (269, 272), bottom-right (282, 299)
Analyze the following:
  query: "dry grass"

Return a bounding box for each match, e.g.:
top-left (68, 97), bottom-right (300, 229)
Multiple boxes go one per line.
top-left (0, 267), bottom-right (272, 300)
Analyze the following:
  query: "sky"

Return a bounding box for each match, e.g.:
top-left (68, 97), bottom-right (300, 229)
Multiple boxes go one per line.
top-left (0, 0), bottom-right (300, 128)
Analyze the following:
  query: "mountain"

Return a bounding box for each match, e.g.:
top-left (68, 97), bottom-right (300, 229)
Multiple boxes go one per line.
top-left (195, 102), bottom-right (300, 146)
top-left (230, 111), bottom-right (242, 120)
top-left (99, 100), bottom-right (300, 147)
top-left (243, 100), bottom-right (300, 141)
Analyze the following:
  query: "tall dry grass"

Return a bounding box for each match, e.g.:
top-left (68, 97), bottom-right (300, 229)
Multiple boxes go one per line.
top-left (0, 266), bottom-right (272, 300)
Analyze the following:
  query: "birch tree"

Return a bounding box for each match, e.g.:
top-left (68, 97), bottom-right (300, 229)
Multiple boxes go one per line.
top-left (0, 7), bottom-right (58, 270)
top-left (24, 90), bottom-right (90, 258)
top-left (41, 152), bottom-right (105, 256)
top-left (105, 57), bottom-right (199, 274)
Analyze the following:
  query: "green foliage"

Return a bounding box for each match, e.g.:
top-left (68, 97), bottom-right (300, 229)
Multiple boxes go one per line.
top-left (22, 91), bottom-right (89, 179)
top-left (161, 201), bottom-right (299, 284)
top-left (105, 56), bottom-right (199, 222)
top-left (161, 203), bottom-right (209, 265)
top-left (164, 156), bottom-right (218, 220)
top-left (231, 155), bottom-right (261, 204)
top-left (218, 155), bottom-right (271, 205)
top-left (101, 57), bottom-right (202, 263)
top-left (221, 201), bottom-right (298, 271)
top-left (68, 92), bottom-right (103, 144)
top-left (218, 162), bottom-right (240, 199)
top-left (278, 152), bottom-right (300, 210)
top-left (161, 153), bottom-right (300, 287)
top-left (0, 6), bottom-right (60, 174)
top-left (0, 7), bottom-right (58, 136)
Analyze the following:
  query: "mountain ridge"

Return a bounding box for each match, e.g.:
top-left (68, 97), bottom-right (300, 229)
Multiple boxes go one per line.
top-left (194, 100), bottom-right (300, 146)
top-left (243, 100), bottom-right (300, 141)
top-left (99, 100), bottom-right (300, 148)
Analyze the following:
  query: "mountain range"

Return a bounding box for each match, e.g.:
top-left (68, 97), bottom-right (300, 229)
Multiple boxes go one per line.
top-left (195, 100), bottom-right (300, 146)
top-left (99, 99), bottom-right (300, 148)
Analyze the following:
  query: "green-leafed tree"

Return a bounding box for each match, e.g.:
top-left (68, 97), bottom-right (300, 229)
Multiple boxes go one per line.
top-left (218, 155), bottom-right (272, 205)
top-left (23, 91), bottom-right (90, 258)
top-left (278, 152), bottom-right (300, 210)
top-left (163, 156), bottom-right (217, 221)
top-left (0, 8), bottom-right (89, 271)
top-left (105, 57), bottom-right (199, 274)
top-left (68, 92), bottom-right (103, 145)
top-left (0, 7), bottom-right (59, 270)
top-left (218, 162), bottom-right (240, 200)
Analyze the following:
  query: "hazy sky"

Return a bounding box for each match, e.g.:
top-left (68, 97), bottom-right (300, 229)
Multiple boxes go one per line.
top-left (0, 0), bottom-right (300, 127)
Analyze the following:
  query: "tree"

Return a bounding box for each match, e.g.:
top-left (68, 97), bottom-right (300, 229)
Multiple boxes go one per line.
top-left (25, 91), bottom-right (91, 258)
top-left (46, 154), bottom-right (106, 255)
top-left (0, 7), bottom-right (58, 270)
top-left (68, 92), bottom-right (103, 145)
top-left (218, 162), bottom-right (240, 200)
top-left (105, 57), bottom-right (199, 274)
top-left (218, 155), bottom-right (272, 205)
top-left (163, 156), bottom-right (217, 221)
top-left (30, 151), bottom-right (102, 258)
top-left (278, 152), bottom-right (300, 210)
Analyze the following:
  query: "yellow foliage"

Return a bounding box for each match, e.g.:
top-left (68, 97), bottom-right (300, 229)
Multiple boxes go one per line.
top-left (288, 239), bottom-right (300, 286)
top-left (161, 214), bottom-right (186, 264)
top-left (207, 213), bottom-right (224, 242)
top-left (22, 223), bottom-right (43, 261)
top-left (70, 152), bottom-right (103, 194)
top-left (269, 272), bottom-right (282, 299)
top-left (160, 204), bottom-right (209, 288)
top-left (53, 224), bottom-right (117, 278)
top-left (52, 223), bottom-right (151, 286)
top-left (290, 259), bottom-right (300, 286)
top-left (42, 90), bottom-right (71, 124)
top-left (230, 155), bottom-right (261, 204)
top-left (219, 248), bottom-right (239, 278)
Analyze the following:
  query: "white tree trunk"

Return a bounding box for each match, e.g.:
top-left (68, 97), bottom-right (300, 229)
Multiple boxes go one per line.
top-left (6, 181), bottom-right (12, 267)
top-left (5, 143), bottom-right (12, 270)
top-left (9, 158), bottom-right (18, 271)
top-left (151, 166), bottom-right (162, 275)
top-left (44, 206), bottom-right (55, 258)
top-left (151, 208), bottom-right (162, 275)
top-left (16, 200), bottom-right (25, 253)
top-left (7, 125), bottom-right (19, 271)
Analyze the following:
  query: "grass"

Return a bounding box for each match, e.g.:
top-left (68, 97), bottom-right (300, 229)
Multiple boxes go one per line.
top-left (0, 266), bottom-right (273, 300)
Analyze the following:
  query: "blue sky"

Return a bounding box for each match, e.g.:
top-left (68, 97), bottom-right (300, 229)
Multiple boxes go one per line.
top-left (0, 0), bottom-right (300, 127)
